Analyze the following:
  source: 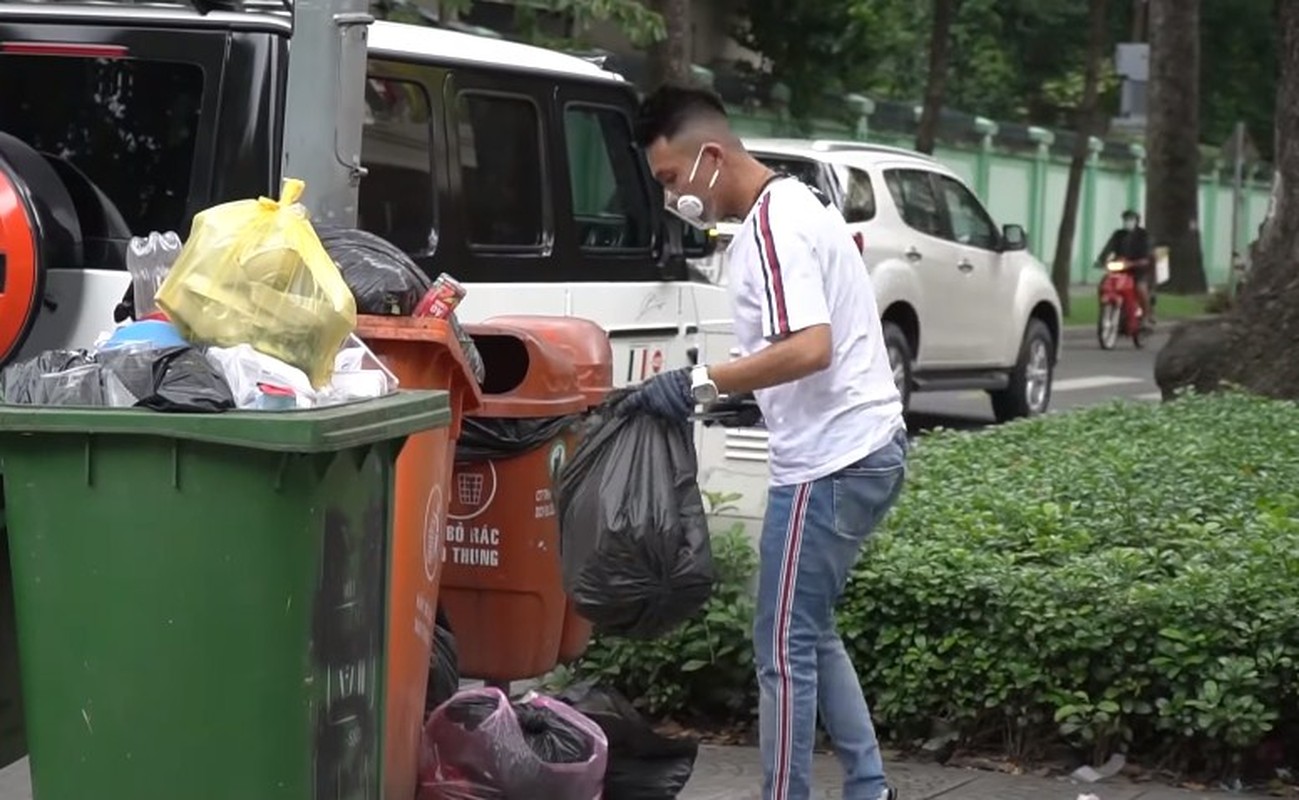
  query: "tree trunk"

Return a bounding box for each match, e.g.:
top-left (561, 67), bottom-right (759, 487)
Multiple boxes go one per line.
top-left (647, 0), bottom-right (692, 87)
top-left (1050, 0), bottom-right (1110, 318)
top-left (1156, 0), bottom-right (1298, 401)
top-left (1220, 0), bottom-right (1299, 397)
top-left (915, 0), bottom-right (958, 155)
top-left (1145, 0), bottom-right (1207, 294)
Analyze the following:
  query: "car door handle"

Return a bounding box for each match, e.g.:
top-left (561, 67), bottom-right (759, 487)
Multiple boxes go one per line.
top-left (957, 259), bottom-right (974, 273)
top-left (905, 246), bottom-right (922, 262)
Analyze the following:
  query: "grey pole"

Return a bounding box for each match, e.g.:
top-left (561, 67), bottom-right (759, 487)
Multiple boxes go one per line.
top-left (281, 0), bottom-right (374, 227)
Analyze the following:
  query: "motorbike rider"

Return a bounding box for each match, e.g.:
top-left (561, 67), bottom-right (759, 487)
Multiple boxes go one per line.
top-left (1097, 209), bottom-right (1155, 326)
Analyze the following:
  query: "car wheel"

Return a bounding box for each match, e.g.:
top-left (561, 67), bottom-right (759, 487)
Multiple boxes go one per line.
top-left (883, 321), bottom-right (912, 412)
top-left (990, 319), bottom-right (1054, 423)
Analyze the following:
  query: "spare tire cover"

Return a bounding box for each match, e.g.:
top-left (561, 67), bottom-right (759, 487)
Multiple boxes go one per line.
top-left (0, 160), bottom-right (42, 365)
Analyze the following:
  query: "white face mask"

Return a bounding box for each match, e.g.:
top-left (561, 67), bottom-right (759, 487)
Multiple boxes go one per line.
top-left (665, 145), bottom-right (721, 230)
top-left (1124, 219), bottom-right (1137, 231)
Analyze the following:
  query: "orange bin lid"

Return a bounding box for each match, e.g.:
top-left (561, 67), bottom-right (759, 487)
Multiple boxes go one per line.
top-left (484, 315), bottom-right (613, 409)
top-left (461, 322), bottom-right (588, 419)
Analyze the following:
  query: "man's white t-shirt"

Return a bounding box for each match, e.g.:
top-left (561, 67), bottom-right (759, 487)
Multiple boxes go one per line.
top-left (726, 176), bottom-right (904, 487)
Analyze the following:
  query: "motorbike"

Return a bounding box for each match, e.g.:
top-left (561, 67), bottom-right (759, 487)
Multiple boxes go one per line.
top-left (1096, 257), bottom-right (1150, 350)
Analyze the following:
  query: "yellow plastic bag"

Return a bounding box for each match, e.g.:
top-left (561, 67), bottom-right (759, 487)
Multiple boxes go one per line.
top-left (156, 179), bottom-right (358, 388)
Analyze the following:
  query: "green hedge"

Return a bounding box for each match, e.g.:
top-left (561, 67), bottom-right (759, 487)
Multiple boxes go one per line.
top-left (574, 393), bottom-right (1299, 768)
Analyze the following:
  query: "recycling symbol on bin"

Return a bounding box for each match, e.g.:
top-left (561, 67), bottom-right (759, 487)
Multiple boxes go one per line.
top-left (547, 441), bottom-right (568, 481)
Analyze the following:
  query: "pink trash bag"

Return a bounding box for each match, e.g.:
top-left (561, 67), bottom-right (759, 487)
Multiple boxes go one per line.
top-left (419, 686), bottom-right (608, 800)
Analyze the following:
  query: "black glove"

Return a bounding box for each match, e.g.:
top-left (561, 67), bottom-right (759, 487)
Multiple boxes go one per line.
top-left (617, 367), bottom-right (694, 420)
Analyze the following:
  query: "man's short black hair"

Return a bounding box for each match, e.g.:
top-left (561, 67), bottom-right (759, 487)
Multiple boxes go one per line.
top-left (1122, 209), bottom-right (1140, 221)
top-left (635, 83), bottom-right (729, 148)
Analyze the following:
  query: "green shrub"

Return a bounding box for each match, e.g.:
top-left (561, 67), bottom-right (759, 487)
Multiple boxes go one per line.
top-left (576, 392), bottom-right (1299, 768)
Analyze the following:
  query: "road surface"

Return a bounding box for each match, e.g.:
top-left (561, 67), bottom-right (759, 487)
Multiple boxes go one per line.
top-left (909, 327), bottom-right (1165, 433)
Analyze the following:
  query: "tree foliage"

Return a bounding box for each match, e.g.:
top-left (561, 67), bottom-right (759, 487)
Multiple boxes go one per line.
top-left (730, 0), bottom-right (1275, 153)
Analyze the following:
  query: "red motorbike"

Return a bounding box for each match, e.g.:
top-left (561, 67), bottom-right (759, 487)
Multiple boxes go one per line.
top-left (1097, 257), bottom-right (1149, 350)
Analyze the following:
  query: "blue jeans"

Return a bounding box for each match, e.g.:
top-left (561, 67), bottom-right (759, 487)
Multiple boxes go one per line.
top-left (756, 428), bottom-right (908, 800)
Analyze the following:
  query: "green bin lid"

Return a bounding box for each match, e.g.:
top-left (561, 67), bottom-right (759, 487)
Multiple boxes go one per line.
top-left (0, 390), bottom-right (451, 453)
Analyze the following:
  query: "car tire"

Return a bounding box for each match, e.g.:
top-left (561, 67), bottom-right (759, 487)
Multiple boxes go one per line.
top-left (0, 132), bottom-right (83, 366)
top-left (883, 321), bottom-right (913, 412)
top-left (990, 319), bottom-right (1054, 423)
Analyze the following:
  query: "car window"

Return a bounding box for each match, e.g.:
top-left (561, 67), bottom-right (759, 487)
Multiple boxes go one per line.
top-left (360, 77), bottom-right (437, 256)
top-left (456, 92), bottom-right (546, 248)
top-left (0, 54), bottom-right (203, 247)
top-left (936, 175), bottom-right (1000, 251)
top-left (883, 169), bottom-right (945, 238)
top-left (564, 105), bottom-right (652, 251)
top-left (842, 166), bottom-right (876, 223)
top-left (754, 155), bottom-right (824, 194)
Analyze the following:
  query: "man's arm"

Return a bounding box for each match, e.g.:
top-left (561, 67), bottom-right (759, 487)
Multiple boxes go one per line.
top-left (709, 190), bottom-right (833, 395)
top-left (709, 325), bottom-right (832, 395)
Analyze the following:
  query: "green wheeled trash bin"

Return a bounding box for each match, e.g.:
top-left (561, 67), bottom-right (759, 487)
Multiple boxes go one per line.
top-left (0, 391), bottom-right (451, 800)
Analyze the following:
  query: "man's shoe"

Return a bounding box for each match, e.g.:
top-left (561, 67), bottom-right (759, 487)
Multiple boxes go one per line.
top-left (877, 787), bottom-right (898, 800)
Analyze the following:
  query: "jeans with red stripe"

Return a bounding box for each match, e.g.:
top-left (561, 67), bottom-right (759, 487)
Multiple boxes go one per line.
top-left (755, 428), bottom-right (908, 800)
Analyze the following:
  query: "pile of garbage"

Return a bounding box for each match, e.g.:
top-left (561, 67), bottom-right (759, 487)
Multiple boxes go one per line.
top-left (0, 178), bottom-right (481, 411)
top-left (420, 683), bottom-right (698, 800)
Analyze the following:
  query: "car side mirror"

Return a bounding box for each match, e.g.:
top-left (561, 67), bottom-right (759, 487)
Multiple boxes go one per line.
top-left (1002, 224), bottom-right (1028, 252)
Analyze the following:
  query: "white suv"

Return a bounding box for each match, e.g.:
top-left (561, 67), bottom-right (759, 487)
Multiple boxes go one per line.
top-left (708, 138), bottom-right (1063, 422)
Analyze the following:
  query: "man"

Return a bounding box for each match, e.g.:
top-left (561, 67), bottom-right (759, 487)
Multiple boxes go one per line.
top-left (1098, 209), bottom-right (1155, 325)
top-left (621, 84), bottom-right (907, 800)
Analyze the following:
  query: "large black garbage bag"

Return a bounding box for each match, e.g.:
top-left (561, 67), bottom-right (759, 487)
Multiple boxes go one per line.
top-left (558, 683), bottom-right (699, 800)
top-left (317, 223), bottom-right (431, 316)
top-left (98, 346), bottom-right (235, 413)
top-left (0, 346), bottom-right (233, 412)
top-left (556, 404), bottom-right (715, 640)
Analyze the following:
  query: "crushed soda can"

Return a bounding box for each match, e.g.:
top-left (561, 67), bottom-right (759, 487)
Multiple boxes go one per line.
top-left (413, 273), bottom-right (467, 319)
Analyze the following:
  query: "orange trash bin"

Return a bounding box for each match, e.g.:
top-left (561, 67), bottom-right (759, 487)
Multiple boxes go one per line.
top-left (354, 316), bottom-right (483, 800)
top-left (482, 316), bottom-right (613, 665)
top-left (438, 322), bottom-right (591, 682)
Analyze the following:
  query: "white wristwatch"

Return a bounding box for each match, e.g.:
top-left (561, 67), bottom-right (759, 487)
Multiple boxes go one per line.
top-left (690, 365), bottom-right (719, 404)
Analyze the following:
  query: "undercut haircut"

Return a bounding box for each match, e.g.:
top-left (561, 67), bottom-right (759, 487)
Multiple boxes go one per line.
top-left (635, 83), bottom-right (730, 148)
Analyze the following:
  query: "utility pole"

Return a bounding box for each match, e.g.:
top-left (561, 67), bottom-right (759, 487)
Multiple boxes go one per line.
top-left (1230, 122), bottom-right (1246, 257)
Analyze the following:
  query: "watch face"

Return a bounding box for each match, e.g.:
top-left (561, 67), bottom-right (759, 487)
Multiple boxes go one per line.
top-left (693, 384), bottom-right (719, 403)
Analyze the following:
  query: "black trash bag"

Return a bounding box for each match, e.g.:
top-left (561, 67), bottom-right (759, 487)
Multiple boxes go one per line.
top-left (99, 346), bottom-right (235, 413)
top-left (556, 404), bottom-right (715, 640)
top-left (516, 703), bottom-right (596, 765)
top-left (0, 350), bottom-right (94, 404)
top-left (448, 313), bottom-right (486, 387)
top-left (558, 683), bottom-right (699, 800)
top-left (316, 223), bottom-right (431, 316)
top-left (455, 415), bottom-right (582, 463)
top-left (426, 606), bottom-right (461, 714)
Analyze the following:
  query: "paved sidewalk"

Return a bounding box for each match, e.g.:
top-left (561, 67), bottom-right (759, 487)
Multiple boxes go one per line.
top-left (681, 746), bottom-right (1266, 800)
top-left (0, 746), bottom-right (1272, 799)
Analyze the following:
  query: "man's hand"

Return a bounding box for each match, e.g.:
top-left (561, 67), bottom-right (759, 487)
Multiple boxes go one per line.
top-left (619, 367), bottom-right (694, 420)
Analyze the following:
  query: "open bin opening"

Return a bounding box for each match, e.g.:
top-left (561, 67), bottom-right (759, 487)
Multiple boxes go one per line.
top-left (468, 335), bottom-right (530, 395)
